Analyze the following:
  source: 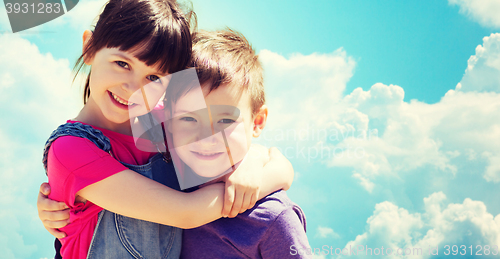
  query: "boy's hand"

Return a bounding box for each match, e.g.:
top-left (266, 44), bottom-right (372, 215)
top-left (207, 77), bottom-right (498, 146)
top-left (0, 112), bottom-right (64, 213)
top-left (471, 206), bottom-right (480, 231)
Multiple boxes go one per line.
top-left (37, 182), bottom-right (70, 239)
top-left (222, 144), bottom-right (270, 218)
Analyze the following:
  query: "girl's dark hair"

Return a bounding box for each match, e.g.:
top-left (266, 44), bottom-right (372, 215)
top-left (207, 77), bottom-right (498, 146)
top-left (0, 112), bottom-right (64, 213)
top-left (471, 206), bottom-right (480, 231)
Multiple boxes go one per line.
top-left (75, 0), bottom-right (195, 104)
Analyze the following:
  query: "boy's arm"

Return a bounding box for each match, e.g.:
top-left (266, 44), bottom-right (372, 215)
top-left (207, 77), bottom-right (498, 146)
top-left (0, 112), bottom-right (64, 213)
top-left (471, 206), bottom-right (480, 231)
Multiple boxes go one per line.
top-left (223, 145), bottom-right (294, 217)
top-left (37, 183), bottom-right (69, 239)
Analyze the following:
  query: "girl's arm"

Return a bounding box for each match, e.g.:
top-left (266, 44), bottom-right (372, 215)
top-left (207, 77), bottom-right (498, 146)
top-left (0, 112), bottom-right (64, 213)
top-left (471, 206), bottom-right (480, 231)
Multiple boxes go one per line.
top-left (40, 145), bottom-right (294, 231)
top-left (78, 172), bottom-right (224, 229)
top-left (78, 145), bottom-right (293, 228)
top-left (222, 145), bottom-right (294, 217)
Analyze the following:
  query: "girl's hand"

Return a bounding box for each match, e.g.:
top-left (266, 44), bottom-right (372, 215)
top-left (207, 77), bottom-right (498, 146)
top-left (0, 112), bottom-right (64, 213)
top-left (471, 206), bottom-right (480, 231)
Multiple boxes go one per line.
top-left (37, 182), bottom-right (70, 239)
top-left (222, 144), bottom-right (270, 218)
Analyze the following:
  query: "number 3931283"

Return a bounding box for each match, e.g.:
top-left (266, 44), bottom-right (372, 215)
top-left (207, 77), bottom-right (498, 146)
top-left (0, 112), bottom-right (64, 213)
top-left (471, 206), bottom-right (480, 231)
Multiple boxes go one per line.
top-left (3, 0), bottom-right (79, 33)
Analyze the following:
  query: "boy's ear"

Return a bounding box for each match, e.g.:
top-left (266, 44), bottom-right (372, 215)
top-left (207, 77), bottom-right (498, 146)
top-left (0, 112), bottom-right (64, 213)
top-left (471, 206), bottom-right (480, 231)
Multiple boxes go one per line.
top-left (82, 30), bottom-right (93, 65)
top-left (252, 105), bottom-right (268, 138)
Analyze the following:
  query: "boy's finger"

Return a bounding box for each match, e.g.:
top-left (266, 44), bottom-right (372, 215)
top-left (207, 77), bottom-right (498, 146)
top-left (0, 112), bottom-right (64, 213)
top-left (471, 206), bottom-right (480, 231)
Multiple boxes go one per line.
top-left (40, 209), bottom-right (70, 221)
top-left (38, 191), bottom-right (69, 211)
top-left (43, 218), bottom-right (70, 229)
top-left (39, 182), bottom-right (51, 196)
top-left (229, 189), bottom-right (244, 218)
top-left (223, 183), bottom-right (235, 217)
top-left (45, 226), bottom-right (67, 239)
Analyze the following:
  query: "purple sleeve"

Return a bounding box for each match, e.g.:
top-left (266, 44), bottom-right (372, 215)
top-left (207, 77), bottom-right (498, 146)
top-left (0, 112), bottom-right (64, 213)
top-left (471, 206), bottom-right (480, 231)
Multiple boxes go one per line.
top-left (258, 207), bottom-right (312, 258)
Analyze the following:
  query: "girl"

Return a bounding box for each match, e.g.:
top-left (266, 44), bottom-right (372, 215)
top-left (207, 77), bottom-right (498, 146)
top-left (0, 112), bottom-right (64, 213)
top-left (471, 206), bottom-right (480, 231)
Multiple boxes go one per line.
top-left (38, 0), bottom-right (293, 258)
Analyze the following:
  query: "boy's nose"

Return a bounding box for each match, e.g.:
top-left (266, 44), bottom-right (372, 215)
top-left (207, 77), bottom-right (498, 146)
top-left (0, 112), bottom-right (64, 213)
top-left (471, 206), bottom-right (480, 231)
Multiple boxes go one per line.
top-left (196, 121), bottom-right (216, 142)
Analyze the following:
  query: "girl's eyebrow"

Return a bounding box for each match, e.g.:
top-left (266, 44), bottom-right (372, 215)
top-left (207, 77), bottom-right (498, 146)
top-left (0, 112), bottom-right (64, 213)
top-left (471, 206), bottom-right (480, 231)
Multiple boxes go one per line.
top-left (112, 53), bottom-right (134, 63)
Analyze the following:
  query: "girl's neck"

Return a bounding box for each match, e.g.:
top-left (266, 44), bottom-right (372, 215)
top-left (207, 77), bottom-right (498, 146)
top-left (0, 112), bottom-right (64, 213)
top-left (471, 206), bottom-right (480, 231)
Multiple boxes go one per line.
top-left (74, 97), bottom-right (134, 136)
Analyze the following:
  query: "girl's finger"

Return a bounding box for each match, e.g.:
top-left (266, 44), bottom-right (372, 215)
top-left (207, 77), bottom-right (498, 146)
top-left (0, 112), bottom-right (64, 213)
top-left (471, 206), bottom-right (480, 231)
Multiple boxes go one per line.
top-left (239, 191), bottom-right (253, 213)
top-left (248, 192), bottom-right (258, 211)
top-left (229, 188), bottom-right (244, 218)
top-left (223, 183), bottom-right (235, 217)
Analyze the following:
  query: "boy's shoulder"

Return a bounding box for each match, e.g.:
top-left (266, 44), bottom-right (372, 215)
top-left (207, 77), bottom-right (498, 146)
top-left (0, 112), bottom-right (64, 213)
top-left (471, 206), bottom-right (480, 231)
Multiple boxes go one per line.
top-left (182, 190), bottom-right (309, 258)
top-left (248, 190), bottom-right (303, 221)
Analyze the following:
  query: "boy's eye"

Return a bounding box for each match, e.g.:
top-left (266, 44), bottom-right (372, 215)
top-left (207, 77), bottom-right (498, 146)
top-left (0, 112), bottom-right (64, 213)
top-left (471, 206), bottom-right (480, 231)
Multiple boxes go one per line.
top-left (115, 61), bottom-right (129, 69)
top-left (147, 75), bottom-right (161, 83)
top-left (180, 117), bottom-right (197, 122)
top-left (218, 118), bottom-right (235, 124)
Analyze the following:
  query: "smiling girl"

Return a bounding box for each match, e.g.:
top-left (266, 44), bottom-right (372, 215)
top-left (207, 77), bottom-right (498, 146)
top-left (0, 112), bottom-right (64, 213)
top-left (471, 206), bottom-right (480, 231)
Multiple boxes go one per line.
top-left (39, 0), bottom-right (293, 258)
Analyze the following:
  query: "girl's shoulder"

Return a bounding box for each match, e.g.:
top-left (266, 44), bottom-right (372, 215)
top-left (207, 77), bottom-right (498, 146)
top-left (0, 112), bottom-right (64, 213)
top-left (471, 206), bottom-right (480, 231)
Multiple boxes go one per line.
top-left (49, 135), bottom-right (114, 172)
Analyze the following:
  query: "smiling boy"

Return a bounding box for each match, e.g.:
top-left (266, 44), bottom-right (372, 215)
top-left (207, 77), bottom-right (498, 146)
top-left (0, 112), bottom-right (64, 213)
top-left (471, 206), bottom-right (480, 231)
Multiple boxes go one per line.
top-left (165, 29), bottom-right (311, 258)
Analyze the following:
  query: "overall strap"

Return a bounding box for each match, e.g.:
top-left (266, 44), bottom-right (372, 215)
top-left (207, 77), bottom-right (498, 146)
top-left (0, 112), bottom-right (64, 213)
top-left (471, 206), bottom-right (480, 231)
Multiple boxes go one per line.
top-left (42, 122), bottom-right (111, 174)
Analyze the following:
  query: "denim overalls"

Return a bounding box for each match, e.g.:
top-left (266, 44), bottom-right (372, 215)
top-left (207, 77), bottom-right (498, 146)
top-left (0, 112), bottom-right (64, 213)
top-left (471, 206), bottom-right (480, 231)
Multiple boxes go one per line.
top-left (42, 121), bottom-right (182, 259)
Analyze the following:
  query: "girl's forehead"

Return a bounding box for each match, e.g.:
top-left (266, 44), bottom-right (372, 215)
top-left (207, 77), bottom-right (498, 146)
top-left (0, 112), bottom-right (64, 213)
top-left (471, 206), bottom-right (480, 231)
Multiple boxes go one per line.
top-left (104, 47), bottom-right (164, 72)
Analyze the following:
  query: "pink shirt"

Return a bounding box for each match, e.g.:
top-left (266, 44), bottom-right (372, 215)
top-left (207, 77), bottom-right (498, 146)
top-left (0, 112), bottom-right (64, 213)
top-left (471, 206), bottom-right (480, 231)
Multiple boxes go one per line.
top-left (47, 120), bottom-right (156, 259)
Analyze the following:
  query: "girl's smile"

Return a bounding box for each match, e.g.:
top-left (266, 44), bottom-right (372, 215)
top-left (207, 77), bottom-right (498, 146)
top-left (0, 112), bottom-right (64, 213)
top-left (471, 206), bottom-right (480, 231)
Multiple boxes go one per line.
top-left (77, 43), bottom-right (171, 134)
top-left (108, 90), bottom-right (137, 107)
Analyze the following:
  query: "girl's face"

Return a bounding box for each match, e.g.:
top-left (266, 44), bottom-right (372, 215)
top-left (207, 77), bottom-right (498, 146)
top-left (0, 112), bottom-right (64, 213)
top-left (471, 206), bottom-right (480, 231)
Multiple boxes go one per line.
top-left (85, 46), bottom-right (171, 127)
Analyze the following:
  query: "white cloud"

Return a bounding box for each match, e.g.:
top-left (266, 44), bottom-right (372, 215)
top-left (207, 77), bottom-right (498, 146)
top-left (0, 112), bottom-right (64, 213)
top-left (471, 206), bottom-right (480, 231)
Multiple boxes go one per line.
top-left (448, 0), bottom-right (500, 28)
top-left (0, 4), bottom-right (11, 32)
top-left (483, 152), bottom-right (500, 182)
top-left (317, 226), bottom-right (341, 239)
top-left (341, 192), bottom-right (500, 258)
top-left (0, 33), bottom-right (82, 258)
top-left (0, 33), bottom-right (81, 137)
top-left (456, 33), bottom-right (500, 93)
top-left (260, 43), bottom-right (500, 191)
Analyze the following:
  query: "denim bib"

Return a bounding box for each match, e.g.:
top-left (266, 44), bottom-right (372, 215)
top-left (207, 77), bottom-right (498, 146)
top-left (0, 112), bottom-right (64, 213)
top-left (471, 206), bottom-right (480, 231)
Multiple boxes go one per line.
top-left (42, 122), bottom-right (182, 259)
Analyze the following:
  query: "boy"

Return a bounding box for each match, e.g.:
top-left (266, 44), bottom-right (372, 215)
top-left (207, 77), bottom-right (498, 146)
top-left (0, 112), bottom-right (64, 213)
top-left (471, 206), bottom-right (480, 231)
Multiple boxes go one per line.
top-left (166, 29), bottom-right (310, 258)
top-left (38, 29), bottom-right (311, 258)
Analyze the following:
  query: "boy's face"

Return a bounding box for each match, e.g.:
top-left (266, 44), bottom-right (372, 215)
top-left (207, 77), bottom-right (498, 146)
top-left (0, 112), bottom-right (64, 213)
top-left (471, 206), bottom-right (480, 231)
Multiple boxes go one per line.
top-left (168, 82), bottom-right (262, 178)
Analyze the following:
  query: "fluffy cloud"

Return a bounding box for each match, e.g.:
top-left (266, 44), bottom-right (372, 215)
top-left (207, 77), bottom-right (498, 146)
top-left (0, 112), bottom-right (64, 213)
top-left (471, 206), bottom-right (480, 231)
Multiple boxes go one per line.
top-left (259, 35), bottom-right (500, 191)
top-left (0, 33), bottom-right (82, 258)
top-left (448, 0), bottom-right (500, 28)
top-left (456, 33), bottom-right (500, 93)
top-left (0, 33), bottom-right (81, 137)
top-left (340, 192), bottom-right (500, 258)
top-left (317, 226), bottom-right (341, 239)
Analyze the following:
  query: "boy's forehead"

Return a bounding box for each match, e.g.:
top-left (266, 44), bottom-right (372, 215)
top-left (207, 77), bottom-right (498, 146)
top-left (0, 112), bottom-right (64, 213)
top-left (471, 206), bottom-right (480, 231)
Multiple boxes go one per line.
top-left (202, 82), bottom-right (250, 106)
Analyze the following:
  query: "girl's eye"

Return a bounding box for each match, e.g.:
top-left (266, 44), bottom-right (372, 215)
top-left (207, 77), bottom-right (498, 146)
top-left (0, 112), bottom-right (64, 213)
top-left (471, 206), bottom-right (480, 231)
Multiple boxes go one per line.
top-left (115, 61), bottom-right (129, 69)
top-left (180, 117), bottom-right (197, 122)
top-left (218, 118), bottom-right (235, 124)
top-left (147, 75), bottom-right (161, 83)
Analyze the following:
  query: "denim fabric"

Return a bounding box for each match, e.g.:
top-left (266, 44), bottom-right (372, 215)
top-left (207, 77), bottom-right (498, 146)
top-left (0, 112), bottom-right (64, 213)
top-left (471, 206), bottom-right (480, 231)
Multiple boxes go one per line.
top-left (87, 153), bottom-right (182, 259)
top-left (42, 122), bottom-right (182, 259)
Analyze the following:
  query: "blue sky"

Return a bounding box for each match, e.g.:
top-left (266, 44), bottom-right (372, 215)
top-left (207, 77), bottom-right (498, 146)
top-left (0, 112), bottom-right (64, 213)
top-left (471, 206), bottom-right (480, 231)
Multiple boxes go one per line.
top-left (1, 0), bottom-right (500, 258)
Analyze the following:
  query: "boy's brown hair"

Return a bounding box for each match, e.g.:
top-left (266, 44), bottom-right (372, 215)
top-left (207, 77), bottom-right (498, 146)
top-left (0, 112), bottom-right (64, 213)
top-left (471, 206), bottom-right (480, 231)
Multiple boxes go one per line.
top-left (166, 28), bottom-right (265, 116)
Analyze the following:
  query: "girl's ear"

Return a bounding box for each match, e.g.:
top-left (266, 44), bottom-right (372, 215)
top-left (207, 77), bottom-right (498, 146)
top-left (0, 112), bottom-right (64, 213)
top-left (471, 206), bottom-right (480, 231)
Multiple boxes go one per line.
top-left (252, 105), bottom-right (268, 138)
top-left (82, 30), bottom-right (93, 65)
